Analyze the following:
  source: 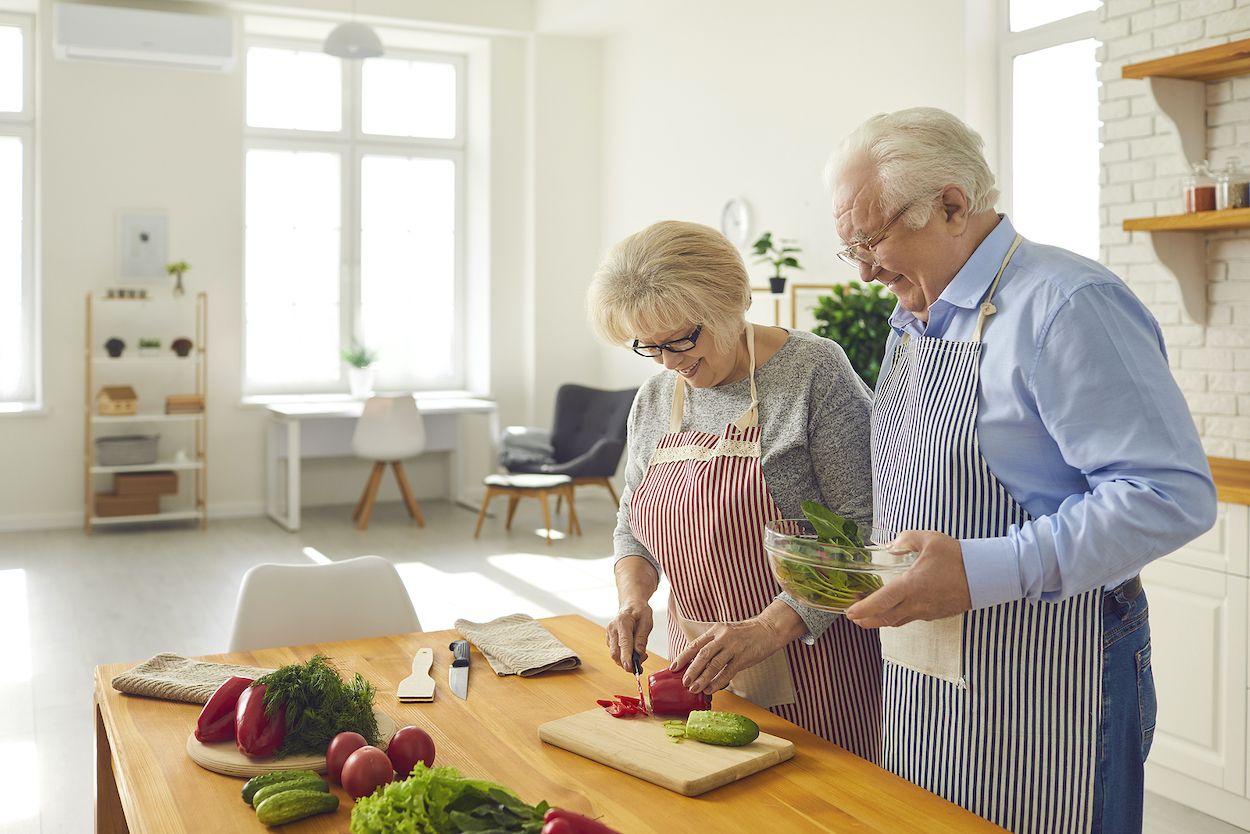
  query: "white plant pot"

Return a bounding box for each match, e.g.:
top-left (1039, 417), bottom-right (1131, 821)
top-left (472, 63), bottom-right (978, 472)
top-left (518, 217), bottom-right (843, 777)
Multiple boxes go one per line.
top-left (348, 367), bottom-right (374, 399)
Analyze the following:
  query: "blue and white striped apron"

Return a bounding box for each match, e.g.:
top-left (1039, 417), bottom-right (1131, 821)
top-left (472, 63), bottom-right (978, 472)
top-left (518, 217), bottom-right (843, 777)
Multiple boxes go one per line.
top-left (871, 236), bottom-right (1104, 834)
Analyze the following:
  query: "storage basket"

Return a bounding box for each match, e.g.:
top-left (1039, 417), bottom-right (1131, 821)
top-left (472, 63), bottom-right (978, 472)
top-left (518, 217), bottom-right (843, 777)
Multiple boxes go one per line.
top-left (95, 434), bottom-right (160, 466)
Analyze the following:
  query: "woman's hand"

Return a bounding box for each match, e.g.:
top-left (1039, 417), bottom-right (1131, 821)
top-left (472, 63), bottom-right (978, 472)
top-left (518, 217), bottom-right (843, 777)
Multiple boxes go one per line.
top-left (606, 603), bottom-right (654, 672)
top-left (670, 603), bottom-right (805, 694)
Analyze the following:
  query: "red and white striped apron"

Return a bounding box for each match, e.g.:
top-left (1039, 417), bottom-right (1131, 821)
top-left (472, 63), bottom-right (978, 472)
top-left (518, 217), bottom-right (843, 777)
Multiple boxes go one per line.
top-left (629, 324), bottom-right (882, 759)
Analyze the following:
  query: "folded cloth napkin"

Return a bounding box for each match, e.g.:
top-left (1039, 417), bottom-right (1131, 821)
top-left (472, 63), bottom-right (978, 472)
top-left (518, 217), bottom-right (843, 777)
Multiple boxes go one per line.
top-left (454, 614), bottom-right (581, 677)
top-left (111, 653), bottom-right (275, 705)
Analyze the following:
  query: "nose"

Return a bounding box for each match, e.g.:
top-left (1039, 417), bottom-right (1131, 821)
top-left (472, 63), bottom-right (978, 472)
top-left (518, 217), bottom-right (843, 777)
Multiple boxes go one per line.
top-left (858, 259), bottom-right (882, 283)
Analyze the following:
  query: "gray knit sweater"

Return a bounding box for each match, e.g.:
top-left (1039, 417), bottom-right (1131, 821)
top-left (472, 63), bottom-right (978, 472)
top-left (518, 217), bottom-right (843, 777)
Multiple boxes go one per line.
top-left (612, 329), bottom-right (874, 641)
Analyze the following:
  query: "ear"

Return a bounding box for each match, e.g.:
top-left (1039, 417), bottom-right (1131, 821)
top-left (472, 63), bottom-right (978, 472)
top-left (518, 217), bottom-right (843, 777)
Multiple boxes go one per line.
top-left (940, 185), bottom-right (971, 236)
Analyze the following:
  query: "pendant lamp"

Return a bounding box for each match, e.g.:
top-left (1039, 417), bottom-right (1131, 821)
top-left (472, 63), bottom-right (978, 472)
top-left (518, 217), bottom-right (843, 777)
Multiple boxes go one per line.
top-left (324, 2), bottom-right (383, 59)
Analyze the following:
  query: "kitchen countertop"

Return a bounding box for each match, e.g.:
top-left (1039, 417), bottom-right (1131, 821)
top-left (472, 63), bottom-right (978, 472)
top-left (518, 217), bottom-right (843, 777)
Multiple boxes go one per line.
top-left (94, 614), bottom-right (1005, 833)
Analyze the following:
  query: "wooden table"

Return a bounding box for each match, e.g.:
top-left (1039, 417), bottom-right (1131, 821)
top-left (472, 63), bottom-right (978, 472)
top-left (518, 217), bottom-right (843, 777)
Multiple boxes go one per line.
top-left (95, 615), bottom-right (1004, 833)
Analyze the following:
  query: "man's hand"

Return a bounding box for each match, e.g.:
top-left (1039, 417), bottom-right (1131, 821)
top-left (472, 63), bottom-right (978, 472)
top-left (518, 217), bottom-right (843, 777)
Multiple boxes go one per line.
top-left (670, 618), bottom-right (789, 695)
top-left (845, 530), bottom-right (972, 628)
top-left (606, 604), bottom-right (653, 672)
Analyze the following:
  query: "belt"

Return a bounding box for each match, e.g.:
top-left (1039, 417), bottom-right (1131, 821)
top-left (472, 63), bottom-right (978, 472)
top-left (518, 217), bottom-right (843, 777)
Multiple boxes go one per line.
top-left (1105, 574), bottom-right (1143, 604)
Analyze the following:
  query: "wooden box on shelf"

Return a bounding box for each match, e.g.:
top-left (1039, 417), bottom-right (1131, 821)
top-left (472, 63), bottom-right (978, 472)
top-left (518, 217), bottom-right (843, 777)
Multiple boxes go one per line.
top-left (164, 394), bottom-right (204, 414)
top-left (114, 471), bottom-right (178, 497)
top-left (94, 492), bottom-right (159, 517)
top-left (97, 386), bottom-right (138, 416)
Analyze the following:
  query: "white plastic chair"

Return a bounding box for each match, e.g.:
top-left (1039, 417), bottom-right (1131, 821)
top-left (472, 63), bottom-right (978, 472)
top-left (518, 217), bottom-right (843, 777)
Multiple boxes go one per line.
top-left (227, 555), bottom-right (422, 652)
top-left (351, 394), bottom-right (427, 530)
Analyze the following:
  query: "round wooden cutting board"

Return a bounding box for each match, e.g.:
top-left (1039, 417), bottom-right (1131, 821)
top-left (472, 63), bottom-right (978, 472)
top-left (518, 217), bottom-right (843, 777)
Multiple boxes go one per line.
top-left (186, 710), bottom-right (397, 778)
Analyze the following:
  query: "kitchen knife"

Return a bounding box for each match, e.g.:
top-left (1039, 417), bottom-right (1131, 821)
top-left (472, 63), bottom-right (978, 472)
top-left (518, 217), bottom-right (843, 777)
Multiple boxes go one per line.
top-left (632, 650), bottom-right (647, 713)
top-left (449, 640), bottom-right (470, 699)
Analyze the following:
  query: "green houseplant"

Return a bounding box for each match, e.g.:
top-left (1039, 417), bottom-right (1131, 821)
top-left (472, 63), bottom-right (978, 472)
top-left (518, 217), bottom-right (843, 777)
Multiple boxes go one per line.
top-left (166, 260), bottom-right (191, 297)
top-left (809, 283), bottom-right (896, 389)
top-left (751, 232), bottom-right (802, 294)
top-left (341, 341), bottom-right (378, 398)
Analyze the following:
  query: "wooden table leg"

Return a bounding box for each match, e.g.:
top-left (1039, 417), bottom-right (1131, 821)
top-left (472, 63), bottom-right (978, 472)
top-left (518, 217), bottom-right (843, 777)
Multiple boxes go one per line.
top-left (96, 701), bottom-right (130, 834)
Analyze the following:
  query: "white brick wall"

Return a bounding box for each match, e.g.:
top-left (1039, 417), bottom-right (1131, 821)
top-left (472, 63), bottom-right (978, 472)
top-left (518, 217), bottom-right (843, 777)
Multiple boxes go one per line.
top-left (1099, 0), bottom-right (1250, 457)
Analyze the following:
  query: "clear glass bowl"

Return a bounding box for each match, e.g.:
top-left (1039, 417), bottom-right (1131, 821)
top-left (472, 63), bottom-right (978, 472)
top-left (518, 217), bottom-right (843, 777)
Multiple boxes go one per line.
top-left (763, 519), bottom-right (917, 614)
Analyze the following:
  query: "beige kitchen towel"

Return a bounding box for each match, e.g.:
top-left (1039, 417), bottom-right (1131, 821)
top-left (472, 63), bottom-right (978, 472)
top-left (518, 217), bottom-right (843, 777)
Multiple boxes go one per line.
top-left (111, 653), bottom-right (275, 704)
top-left (454, 614), bottom-right (581, 677)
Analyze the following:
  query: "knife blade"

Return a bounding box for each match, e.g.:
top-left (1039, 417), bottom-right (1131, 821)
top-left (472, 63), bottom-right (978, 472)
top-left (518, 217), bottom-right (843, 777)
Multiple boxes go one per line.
top-left (631, 650), bottom-right (647, 714)
top-left (448, 640), bottom-right (470, 699)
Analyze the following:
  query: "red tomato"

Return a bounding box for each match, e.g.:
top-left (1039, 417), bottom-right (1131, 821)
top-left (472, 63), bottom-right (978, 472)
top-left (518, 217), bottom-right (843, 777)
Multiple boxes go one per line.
top-left (386, 726), bottom-right (436, 778)
top-left (341, 745), bottom-right (394, 799)
top-left (325, 731), bottom-right (368, 785)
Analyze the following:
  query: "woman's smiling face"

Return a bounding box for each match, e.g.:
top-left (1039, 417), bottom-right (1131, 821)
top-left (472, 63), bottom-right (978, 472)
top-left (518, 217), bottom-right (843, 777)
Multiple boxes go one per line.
top-left (634, 323), bottom-right (743, 389)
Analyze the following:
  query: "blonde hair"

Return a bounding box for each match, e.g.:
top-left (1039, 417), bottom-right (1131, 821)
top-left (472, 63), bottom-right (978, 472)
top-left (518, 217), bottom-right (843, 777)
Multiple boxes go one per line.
top-left (826, 107), bottom-right (999, 229)
top-left (587, 220), bottom-right (750, 354)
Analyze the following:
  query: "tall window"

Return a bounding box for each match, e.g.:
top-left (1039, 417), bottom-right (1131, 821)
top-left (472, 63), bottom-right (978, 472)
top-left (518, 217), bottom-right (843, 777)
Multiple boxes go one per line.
top-left (244, 40), bottom-right (464, 396)
top-left (0, 15), bottom-right (35, 410)
top-left (1000, 1), bottom-right (1101, 259)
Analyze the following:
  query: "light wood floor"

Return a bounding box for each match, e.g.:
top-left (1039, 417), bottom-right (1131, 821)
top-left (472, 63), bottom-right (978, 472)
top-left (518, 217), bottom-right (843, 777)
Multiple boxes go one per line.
top-left (0, 496), bottom-right (1239, 833)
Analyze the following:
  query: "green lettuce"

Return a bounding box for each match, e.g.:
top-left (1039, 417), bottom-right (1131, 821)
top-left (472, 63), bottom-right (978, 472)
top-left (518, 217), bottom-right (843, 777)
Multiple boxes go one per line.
top-left (349, 764), bottom-right (550, 834)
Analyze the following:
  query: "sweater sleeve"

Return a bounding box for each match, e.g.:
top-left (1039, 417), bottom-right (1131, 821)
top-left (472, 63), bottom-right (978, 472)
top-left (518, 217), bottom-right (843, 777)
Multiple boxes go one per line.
top-left (612, 384), bottom-right (662, 579)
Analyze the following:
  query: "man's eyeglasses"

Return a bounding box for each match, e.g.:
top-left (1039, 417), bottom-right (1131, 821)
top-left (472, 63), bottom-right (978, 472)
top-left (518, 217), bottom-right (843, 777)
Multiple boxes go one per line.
top-left (632, 324), bottom-right (702, 357)
top-left (835, 201), bottom-right (914, 270)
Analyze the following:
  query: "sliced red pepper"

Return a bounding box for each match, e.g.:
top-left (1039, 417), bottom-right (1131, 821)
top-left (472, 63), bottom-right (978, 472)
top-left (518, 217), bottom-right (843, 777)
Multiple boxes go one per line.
top-left (235, 683), bottom-right (286, 758)
top-left (595, 695), bottom-right (645, 718)
top-left (194, 675), bottom-right (253, 743)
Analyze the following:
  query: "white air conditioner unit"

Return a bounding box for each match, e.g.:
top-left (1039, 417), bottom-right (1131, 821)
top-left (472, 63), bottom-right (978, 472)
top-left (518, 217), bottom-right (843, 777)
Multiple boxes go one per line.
top-left (54, 3), bottom-right (234, 71)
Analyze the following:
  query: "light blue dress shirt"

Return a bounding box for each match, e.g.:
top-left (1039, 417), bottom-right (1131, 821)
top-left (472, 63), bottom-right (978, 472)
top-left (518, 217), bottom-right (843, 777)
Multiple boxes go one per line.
top-left (878, 215), bottom-right (1217, 609)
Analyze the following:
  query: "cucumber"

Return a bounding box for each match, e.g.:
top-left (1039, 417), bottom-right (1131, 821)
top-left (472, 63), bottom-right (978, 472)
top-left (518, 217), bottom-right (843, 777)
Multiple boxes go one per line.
top-left (255, 789), bottom-right (339, 826)
top-left (241, 770), bottom-right (322, 804)
top-left (680, 710), bottom-right (760, 746)
top-left (251, 774), bottom-right (328, 807)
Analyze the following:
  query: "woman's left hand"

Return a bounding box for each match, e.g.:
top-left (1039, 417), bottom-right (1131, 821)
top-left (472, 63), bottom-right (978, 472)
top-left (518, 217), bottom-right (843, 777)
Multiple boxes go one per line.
top-left (670, 618), bottom-right (788, 695)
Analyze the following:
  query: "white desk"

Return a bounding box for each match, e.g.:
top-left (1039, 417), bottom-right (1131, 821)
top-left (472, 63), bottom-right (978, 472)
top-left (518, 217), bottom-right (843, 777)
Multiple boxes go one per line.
top-left (265, 396), bottom-right (499, 532)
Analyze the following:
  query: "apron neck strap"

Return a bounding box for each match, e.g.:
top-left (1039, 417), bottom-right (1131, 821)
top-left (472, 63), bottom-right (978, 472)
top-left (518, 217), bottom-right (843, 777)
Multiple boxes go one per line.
top-left (669, 322), bottom-right (760, 432)
top-left (971, 234), bottom-right (1022, 343)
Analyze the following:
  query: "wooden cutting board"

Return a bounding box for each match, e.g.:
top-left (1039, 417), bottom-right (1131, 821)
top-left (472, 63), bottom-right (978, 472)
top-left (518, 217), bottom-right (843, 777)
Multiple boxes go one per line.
top-left (538, 709), bottom-right (794, 796)
top-left (186, 710), bottom-right (396, 778)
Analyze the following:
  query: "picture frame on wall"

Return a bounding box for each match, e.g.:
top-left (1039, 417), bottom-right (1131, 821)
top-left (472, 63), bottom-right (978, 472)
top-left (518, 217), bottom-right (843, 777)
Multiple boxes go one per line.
top-left (116, 210), bottom-right (168, 281)
top-left (789, 282), bottom-right (840, 332)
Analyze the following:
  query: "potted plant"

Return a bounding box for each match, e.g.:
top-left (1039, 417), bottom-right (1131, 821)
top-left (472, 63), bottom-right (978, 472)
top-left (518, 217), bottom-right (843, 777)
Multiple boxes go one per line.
top-left (104, 337), bottom-right (126, 358)
top-left (751, 231), bottom-right (803, 294)
top-left (809, 282), bottom-right (896, 389)
top-left (341, 340), bottom-right (378, 398)
top-left (138, 337), bottom-right (162, 358)
top-left (166, 260), bottom-right (191, 297)
top-left (171, 337), bottom-right (194, 358)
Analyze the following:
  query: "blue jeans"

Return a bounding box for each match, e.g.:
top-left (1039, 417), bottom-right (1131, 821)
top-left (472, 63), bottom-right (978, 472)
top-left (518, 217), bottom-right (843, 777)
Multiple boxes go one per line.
top-left (1092, 579), bottom-right (1156, 834)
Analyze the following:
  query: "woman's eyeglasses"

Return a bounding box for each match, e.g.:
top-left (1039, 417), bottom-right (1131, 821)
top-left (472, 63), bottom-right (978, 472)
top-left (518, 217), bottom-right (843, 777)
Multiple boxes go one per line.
top-left (632, 324), bottom-right (703, 357)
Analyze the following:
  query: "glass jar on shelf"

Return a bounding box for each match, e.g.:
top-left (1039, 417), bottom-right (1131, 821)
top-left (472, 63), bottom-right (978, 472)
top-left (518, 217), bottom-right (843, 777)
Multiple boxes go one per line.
top-left (1183, 160), bottom-right (1216, 213)
top-left (1216, 157), bottom-right (1250, 210)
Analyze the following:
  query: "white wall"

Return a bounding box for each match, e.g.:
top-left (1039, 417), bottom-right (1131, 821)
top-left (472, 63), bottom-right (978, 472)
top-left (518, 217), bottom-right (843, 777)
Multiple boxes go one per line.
top-left (586, 0), bottom-right (975, 389)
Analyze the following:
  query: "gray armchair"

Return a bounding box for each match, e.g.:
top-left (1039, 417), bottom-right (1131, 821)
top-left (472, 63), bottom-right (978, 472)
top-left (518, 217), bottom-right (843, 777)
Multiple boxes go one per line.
top-left (501, 383), bottom-right (636, 506)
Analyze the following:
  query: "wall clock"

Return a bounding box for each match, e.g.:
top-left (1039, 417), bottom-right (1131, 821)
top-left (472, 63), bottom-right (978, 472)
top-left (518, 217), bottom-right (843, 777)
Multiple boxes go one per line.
top-left (720, 197), bottom-right (751, 247)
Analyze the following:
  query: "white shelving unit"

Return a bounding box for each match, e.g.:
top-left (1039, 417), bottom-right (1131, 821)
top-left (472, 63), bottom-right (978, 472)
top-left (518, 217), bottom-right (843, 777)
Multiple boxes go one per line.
top-left (84, 291), bottom-right (208, 531)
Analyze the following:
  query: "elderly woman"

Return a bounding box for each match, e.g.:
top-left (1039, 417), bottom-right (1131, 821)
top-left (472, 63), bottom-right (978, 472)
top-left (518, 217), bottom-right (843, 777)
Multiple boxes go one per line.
top-left (588, 219), bottom-right (881, 757)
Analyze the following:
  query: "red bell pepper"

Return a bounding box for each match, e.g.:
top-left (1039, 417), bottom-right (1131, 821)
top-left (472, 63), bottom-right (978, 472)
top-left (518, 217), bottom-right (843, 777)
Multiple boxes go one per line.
top-left (235, 683), bottom-right (286, 758)
top-left (647, 667), bottom-right (711, 717)
top-left (194, 675), bottom-right (253, 743)
top-left (542, 808), bottom-right (623, 834)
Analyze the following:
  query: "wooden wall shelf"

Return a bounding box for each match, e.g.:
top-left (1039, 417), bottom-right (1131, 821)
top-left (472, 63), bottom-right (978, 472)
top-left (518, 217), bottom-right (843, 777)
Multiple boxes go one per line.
top-left (1123, 37), bottom-right (1250, 82)
top-left (1210, 457), bottom-right (1250, 506)
top-left (1123, 208), bottom-right (1250, 232)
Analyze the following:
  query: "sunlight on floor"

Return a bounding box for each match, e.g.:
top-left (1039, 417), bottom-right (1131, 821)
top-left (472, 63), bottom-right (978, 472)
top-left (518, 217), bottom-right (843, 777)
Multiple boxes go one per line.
top-left (0, 739), bottom-right (37, 826)
top-left (0, 569), bottom-right (31, 684)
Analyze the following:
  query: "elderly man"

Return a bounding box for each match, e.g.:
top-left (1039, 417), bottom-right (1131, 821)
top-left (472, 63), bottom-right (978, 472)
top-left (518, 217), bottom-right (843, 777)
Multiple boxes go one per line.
top-left (828, 107), bottom-right (1216, 834)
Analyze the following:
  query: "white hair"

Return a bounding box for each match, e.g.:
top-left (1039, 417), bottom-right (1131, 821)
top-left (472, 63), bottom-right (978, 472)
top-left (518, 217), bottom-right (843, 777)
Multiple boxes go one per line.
top-left (826, 107), bottom-right (999, 229)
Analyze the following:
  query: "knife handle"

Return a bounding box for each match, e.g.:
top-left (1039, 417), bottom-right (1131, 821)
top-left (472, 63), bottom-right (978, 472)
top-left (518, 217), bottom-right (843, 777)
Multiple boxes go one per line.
top-left (449, 639), bottom-right (470, 668)
top-left (631, 650), bottom-right (643, 676)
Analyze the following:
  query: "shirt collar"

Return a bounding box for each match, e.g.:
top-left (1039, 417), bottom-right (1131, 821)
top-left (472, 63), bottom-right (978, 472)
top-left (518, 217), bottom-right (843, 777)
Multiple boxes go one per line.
top-left (887, 214), bottom-right (1015, 334)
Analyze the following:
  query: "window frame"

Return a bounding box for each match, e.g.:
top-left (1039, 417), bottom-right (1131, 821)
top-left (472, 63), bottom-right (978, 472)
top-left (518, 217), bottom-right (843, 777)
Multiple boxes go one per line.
top-left (996, 4), bottom-right (1100, 219)
top-left (242, 35), bottom-right (468, 398)
top-left (0, 11), bottom-right (38, 413)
